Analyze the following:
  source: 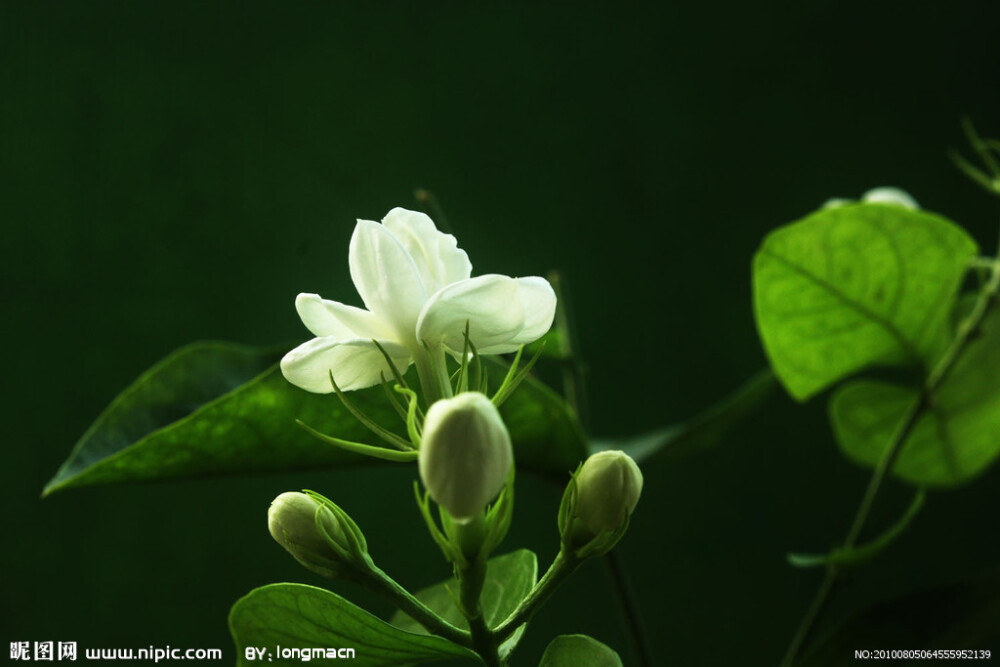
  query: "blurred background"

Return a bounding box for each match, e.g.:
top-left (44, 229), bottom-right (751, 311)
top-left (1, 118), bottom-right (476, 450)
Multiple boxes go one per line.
top-left (3, 2), bottom-right (1000, 665)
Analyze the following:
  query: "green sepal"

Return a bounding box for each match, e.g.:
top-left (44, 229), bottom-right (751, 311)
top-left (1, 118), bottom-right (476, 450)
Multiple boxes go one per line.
top-left (557, 463), bottom-right (630, 558)
top-left (296, 420), bottom-right (418, 463)
top-left (480, 467), bottom-right (515, 561)
top-left (394, 385), bottom-right (423, 448)
top-left (492, 343), bottom-right (546, 408)
top-left (452, 321), bottom-right (473, 395)
top-left (788, 489), bottom-right (926, 569)
top-left (302, 489), bottom-right (369, 563)
top-left (328, 371), bottom-right (413, 451)
top-left (557, 465), bottom-right (581, 539)
top-left (380, 373), bottom-right (410, 424)
top-left (414, 482), bottom-right (464, 566)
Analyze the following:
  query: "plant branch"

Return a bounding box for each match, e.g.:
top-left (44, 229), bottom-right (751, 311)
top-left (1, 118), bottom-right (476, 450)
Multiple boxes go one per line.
top-left (459, 560), bottom-right (501, 666)
top-left (603, 549), bottom-right (656, 667)
top-left (495, 550), bottom-right (580, 640)
top-left (780, 255), bottom-right (1000, 667)
top-left (547, 269), bottom-right (655, 666)
top-left (361, 563), bottom-right (471, 647)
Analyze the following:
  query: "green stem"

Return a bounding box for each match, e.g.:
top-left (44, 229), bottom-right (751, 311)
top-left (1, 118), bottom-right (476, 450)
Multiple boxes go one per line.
top-left (361, 563), bottom-right (471, 647)
top-left (414, 344), bottom-right (453, 405)
top-left (603, 549), bottom-right (656, 667)
top-left (495, 550), bottom-right (580, 640)
top-left (548, 270), bottom-right (654, 665)
top-left (451, 515), bottom-right (501, 667)
top-left (780, 256), bottom-right (1000, 667)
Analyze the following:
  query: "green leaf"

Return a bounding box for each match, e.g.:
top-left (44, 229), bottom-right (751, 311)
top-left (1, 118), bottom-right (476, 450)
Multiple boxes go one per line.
top-left (229, 583), bottom-right (476, 666)
top-left (390, 549), bottom-right (538, 660)
top-left (590, 368), bottom-right (776, 464)
top-left (43, 342), bottom-right (399, 496)
top-left (753, 203), bottom-right (977, 400)
top-left (538, 635), bottom-right (622, 667)
top-left (831, 308), bottom-right (1000, 487)
top-left (45, 343), bottom-right (588, 495)
top-left (800, 568), bottom-right (1000, 666)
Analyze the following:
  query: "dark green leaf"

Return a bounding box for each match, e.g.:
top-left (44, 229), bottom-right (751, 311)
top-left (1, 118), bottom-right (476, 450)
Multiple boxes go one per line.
top-left (590, 369), bottom-right (775, 464)
top-left (229, 583), bottom-right (476, 666)
top-left (538, 635), bottom-right (622, 667)
top-left (753, 203), bottom-right (977, 400)
top-left (45, 343), bottom-right (588, 495)
top-left (801, 568), bottom-right (1000, 666)
top-left (44, 342), bottom-right (397, 495)
top-left (390, 549), bottom-right (538, 660)
top-left (831, 308), bottom-right (1000, 487)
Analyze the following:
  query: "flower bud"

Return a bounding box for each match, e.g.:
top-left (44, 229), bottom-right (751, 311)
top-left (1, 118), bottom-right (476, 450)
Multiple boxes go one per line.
top-left (268, 492), bottom-right (348, 578)
top-left (418, 392), bottom-right (513, 521)
top-left (573, 450), bottom-right (643, 535)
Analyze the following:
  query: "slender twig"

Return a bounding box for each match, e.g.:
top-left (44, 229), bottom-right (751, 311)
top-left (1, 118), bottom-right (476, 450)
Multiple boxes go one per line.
top-left (495, 551), bottom-right (580, 640)
top-left (548, 270), bottom-right (590, 429)
top-left (603, 549), bottom-right (656, 667)
top-left (547, 270), bottom-right (654, 666)
top-left (361, 564), bottom-right (472, 647)
top-left (781, 253), bottom-right (1000, 666)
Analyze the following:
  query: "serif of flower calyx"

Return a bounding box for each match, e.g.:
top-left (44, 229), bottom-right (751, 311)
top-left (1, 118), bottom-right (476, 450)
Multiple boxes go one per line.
top-left (268, 491), bottom-right (370, 580)
top-left (280, 207), bottom-right (557, 404)
top-left (416, 392), bottom-right (515, 565)
top-left (558, 450), bottom-right (644, 558)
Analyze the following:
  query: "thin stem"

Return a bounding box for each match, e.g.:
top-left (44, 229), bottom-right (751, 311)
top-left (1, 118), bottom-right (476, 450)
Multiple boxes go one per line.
top-left (781, 255), bottom-right (1000, 666)
top-left (459, 560), bottom-right (500, 666)
top-left (548, 270), bottom-right (654, 665)
top-left (361, 563), bottom-right (471, 647)
top-left (495, 550), bottom-right (580, 640)
top-left (452, 515), bottom-right (501, 667)
top-left (548, 270), bottom-right (589, 429)
top-left (603, 549), bottom-right (656, 667)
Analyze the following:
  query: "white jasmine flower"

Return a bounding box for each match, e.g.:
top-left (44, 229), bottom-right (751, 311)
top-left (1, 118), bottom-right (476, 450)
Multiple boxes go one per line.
top-left (417, 392), bottom-right (513, 521)
top-left (822, 187), bottom-right (919, 210)
top-left (861, 186), bottom-right (919, 209)
top-left (281, 208), bottom-right (556, 398)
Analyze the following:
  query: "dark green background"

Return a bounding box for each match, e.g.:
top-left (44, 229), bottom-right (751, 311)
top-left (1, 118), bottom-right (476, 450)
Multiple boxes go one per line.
top-left (3, 2), bottom-right (999, 665)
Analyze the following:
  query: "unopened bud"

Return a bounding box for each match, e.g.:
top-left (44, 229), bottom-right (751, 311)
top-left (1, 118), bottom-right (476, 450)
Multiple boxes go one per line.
top-left (418, 392), bottom-right (513, 521)
top-left (861, 186), bottom-right (919, 210)
top-left (268, 492), bottom-right (348, 577)
top-left (573, 450), bottom-right (643, 535)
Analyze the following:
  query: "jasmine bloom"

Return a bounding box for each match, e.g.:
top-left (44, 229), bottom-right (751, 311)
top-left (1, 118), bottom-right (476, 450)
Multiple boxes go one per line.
top-left (822, 186), bottom-right (919, 210)
top-left (418, 392), bottom-right (513, 521)
top-left (281, 208), bottom-right (556, 401)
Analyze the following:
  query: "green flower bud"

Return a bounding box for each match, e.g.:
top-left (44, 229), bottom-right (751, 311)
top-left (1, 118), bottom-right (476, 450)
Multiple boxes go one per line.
top-left (573, 450), bottom-right (643, 535)
top-left (418, 392), bottom-right (513, 521)
top-left (268, 492), bottom-right (349, 578)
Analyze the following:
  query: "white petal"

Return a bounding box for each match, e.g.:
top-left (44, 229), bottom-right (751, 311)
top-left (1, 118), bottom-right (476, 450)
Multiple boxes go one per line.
top-left (496, 276), bottom-right (557, 350)
top-left (382, 207), bottom-right (472, 294)
top-left (294, 293), bottom-right (394, 340)
top-left (280, 337), bottom-right (411, 393)
top-left (349, 219), bottom-right (428, 340)
top-left (416, 275), bottom-right (525, 353)
top-left (862, 187), bottom-right (919, 210)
